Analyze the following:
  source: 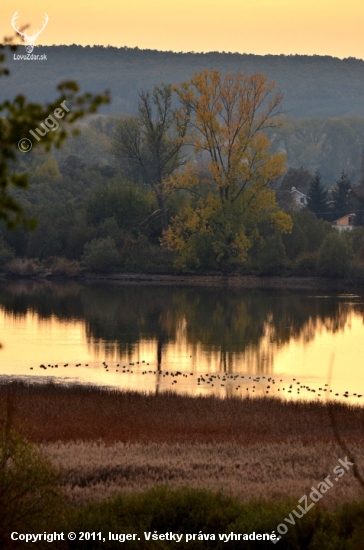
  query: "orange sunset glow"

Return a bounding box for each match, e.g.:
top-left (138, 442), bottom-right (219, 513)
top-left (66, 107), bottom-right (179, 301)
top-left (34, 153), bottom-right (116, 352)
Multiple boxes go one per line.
top-left (1, 0), bottom-right (364, 58)
top-left (2, 304), bottom-right (364, 404)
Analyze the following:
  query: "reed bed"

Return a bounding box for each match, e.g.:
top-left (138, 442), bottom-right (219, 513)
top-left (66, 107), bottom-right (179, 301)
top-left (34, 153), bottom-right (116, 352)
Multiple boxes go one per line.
top-left (0, 382), bottom-right (363, 444)
top-left (42, 440), bottom-right (364, 506)
top-left (1, 382), bottom-right (363, 549)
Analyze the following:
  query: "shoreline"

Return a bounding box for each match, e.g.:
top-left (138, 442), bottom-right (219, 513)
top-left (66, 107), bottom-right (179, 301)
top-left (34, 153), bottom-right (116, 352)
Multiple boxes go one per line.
top-left (1, 272), bottom-right (362, 290)
top-left (82, 273), bottom-right (356, 290)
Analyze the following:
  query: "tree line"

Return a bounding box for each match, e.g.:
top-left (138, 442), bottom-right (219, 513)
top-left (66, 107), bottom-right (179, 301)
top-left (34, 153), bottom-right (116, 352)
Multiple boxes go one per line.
top-left (2, 45), bottom-right (364, 279)
top-left (269, 116), bottom-right (364, 185)
top-left (2, 45), bottom-right (364, 119)
top-left (278, 167), bottom-right (364, 222)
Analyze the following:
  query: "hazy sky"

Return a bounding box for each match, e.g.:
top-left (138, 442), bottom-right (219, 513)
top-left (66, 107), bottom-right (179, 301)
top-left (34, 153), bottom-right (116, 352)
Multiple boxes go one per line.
top-left (2, 0), bottom-right (364, 58)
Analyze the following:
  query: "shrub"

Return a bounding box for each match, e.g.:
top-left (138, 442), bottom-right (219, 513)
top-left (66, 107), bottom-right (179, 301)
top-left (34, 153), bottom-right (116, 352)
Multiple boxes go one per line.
top-left (292, 251), bottom-right (319, 275)
top-left (348, 261), bottom-right (364, 282)
top-left (282, 210), bottom-right (332, 260)
top-left (50, 257), bottom-right (81, 277)
top-left (256, 234), bottom-right (287, 275)
top-left (86, 183), bottom-right (151, 232)
top-left (81, 237), bottom-right (120, 271)
top-left (317, 233), bottom-right (351, 278)
top-left (66, 486), bottom-right (271, 550)
top-left (5, 258), bottom-right (40, 276)
top-left (65, 486), bottom-right (364, 550)
top-left (0, 429), bottom-right (62, 548)
top-left (0, 245), bottom-right (14, 268)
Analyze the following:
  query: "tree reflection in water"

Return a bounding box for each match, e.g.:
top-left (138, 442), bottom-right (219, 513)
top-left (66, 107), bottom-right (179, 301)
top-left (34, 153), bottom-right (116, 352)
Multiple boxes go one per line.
top-left (0, 281), bottom-right (361, 380)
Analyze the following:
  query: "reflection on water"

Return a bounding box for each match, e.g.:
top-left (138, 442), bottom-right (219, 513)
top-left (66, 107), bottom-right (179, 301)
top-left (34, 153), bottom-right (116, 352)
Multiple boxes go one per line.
top-left (0, 280), bottom-right (364, 403)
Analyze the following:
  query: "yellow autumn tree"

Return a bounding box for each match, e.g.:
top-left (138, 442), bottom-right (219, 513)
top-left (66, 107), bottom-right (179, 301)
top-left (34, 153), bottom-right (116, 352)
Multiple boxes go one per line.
top-left (161, 70), bottom-right (292, 271)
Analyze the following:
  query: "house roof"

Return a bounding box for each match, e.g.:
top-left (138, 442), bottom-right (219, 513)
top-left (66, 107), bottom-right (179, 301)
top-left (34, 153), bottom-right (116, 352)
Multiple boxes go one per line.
top-left (333, 213), bottom-right (355, 224)
top-left (291, 187), bottom-right (307, 198)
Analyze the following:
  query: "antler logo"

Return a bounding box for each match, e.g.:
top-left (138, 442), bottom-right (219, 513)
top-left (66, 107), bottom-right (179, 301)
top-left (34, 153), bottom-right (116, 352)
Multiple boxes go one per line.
top-left (11, 11), bottom-right (49, 54)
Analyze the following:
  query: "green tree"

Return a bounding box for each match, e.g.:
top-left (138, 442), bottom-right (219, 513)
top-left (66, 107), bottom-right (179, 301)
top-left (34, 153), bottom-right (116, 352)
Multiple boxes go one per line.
top-left (282, 209), bottom-right (332, 260)
top-left (280, 166), bottom-right (311, 192)
top-left (351, 179), bottom-right (364, 226)
top-left (270, 116), bottom-right (364, 184)
top-left (85, 182), bottom-right (151, 232)
top-left (256, 233), bottom-right (286, 275)
top-left (277, 166), bottom-right (312, 211)
top-left (60, 155), bottom-right (86, 178)
top-left (317, 233), bottom-right (350, 278)
top-left (111, 84), bottom-right (189, 229)
top-left (81, 236), bottom-right (120, 271)
top-left (270, 118), bottom-right (325, 175)
top-left (307, 170), bottom-right (328, 219)
top-left (331, 170), bottom-right (353, 220)
top-left (0, 43), bottom-right (109, 229)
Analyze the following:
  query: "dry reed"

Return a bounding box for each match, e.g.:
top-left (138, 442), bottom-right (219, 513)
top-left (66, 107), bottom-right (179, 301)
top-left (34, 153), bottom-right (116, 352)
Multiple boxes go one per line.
top-left (42, 440), bottom-right (364, 506)
top-left (0, 382), bottom-right (363, 445)
top-left (1, 383), bottom-right (363, 510)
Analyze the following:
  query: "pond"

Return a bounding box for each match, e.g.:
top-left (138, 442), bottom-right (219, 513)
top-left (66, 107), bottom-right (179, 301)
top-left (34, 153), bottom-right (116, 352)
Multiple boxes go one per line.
top-left (0, 280), bottom-right (364, 404)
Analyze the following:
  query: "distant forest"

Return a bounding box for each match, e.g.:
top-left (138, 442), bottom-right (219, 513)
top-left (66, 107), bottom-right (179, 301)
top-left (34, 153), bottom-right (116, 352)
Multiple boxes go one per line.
top-left (3, 45), bottom-right (364, 118)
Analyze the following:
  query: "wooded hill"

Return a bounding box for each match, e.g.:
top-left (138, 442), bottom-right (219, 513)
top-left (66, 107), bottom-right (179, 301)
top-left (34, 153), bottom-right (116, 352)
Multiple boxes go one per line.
top-left (3, 45), bottom-right (364, 118)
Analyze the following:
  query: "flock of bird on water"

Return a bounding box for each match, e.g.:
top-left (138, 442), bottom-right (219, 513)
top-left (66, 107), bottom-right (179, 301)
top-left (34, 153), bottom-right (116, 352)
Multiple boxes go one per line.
top-left (30, 360), bottom-right (362, 401)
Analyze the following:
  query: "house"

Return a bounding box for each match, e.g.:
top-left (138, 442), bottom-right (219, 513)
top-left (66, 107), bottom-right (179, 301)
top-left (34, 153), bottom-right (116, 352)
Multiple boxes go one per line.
top-left (332, 213), bottom-right (355, 232)
top-left (291, 187), bottom-right (308, 209)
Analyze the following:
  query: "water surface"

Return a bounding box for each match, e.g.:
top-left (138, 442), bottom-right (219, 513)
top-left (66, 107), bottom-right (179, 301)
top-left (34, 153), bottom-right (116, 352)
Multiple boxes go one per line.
top-left (1, 281), bottom-right (363, 404)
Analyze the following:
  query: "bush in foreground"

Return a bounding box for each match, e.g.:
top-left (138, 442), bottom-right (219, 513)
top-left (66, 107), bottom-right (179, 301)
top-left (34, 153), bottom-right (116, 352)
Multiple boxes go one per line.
top-left (64, 486), bottom-right (364, 549)
top-left (0, 430), bottom-right (63, 549)
top-left (0, 455), bottom-right (363, 549)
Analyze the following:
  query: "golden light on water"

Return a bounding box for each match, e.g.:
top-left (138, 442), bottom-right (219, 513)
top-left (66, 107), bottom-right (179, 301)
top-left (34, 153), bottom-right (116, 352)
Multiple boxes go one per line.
top-left (1, 303), bottom-right (364, 404)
